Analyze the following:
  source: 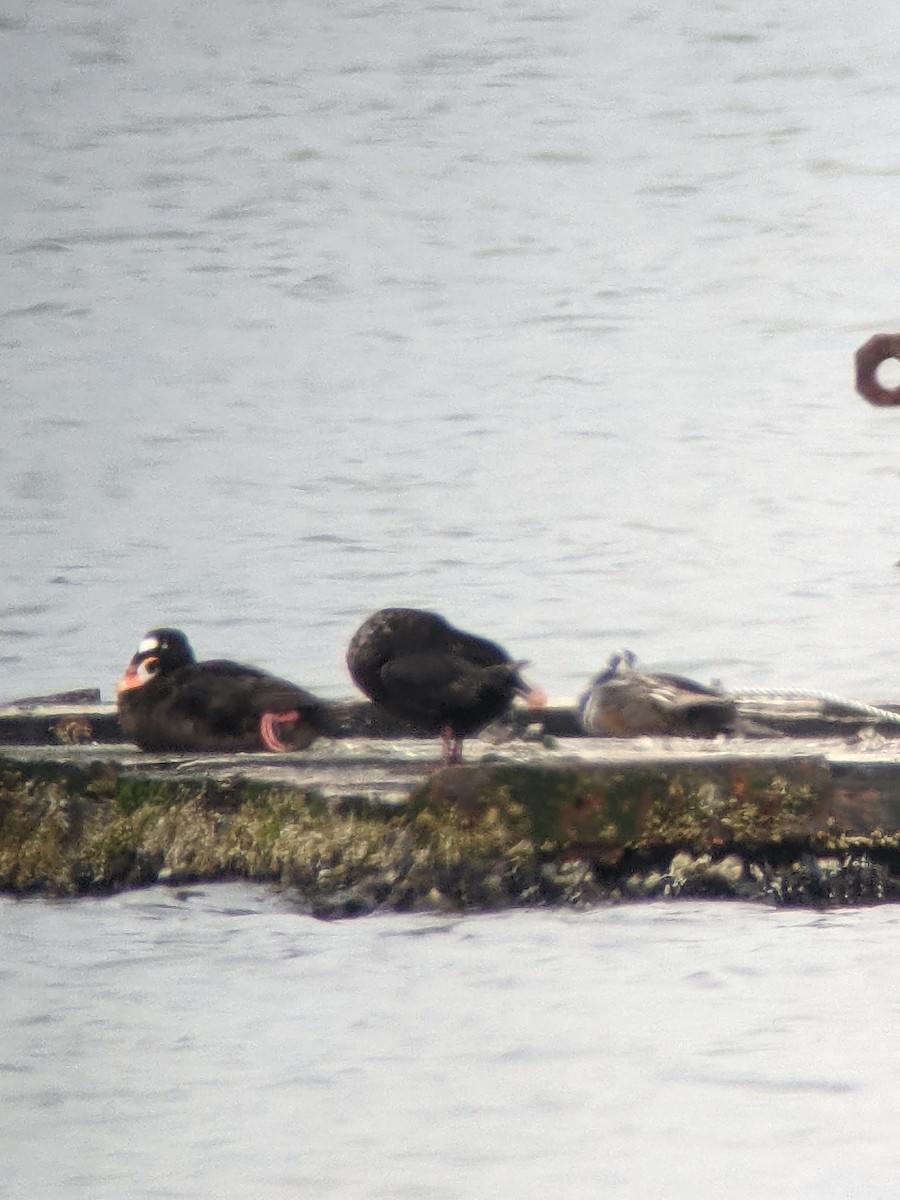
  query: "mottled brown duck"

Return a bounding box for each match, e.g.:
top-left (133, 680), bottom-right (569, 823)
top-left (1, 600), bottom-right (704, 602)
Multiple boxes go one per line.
top-left (580, 650), bottom-right (739, 737)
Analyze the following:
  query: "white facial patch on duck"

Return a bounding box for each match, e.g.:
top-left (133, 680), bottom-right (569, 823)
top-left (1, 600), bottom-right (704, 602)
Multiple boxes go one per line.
top-left (138, 637), bottom-right (160, 654)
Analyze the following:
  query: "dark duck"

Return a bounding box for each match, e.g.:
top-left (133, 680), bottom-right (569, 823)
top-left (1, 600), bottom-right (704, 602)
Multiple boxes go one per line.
top-left (346, 607), bottom-right (543, 764)
top-left (116, 628), bottom-right (330, 753)
top-left (579, 650), bottom-right (739, 738)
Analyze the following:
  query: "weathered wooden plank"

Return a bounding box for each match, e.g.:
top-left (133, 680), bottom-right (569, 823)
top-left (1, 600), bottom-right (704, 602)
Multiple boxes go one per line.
top-left (1, 731), bottom-right (899, 910)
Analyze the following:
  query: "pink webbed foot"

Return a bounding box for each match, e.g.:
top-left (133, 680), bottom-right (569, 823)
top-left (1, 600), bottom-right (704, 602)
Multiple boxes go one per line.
top-left (259, 710), bottom-right (300, 752)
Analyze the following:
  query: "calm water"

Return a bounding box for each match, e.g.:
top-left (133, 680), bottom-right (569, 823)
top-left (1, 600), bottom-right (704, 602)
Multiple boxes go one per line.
top-left (2, 886), bottom-right (900, 1200)
top-left (3, 0), bottom-right (900, 703)
top-left (4, 2), bottom-right (900, 1192)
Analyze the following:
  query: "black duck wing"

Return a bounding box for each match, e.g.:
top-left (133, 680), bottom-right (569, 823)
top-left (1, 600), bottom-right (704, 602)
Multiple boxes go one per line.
top-left (446, 627), bottom-right (512, 668)
top-left (346, 608), bottom-right (516, 694)
top-left (374, 653), bottom-right (466, 730)
top-left (346, 608), bottom-right (456, 697)
top-left (379, 654), bottom-right (523, 736)
top-left (197, 664), bottom-right (332, 746)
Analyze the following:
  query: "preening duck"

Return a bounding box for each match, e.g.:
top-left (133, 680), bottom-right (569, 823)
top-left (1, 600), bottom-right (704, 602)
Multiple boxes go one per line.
top-left (346, 607), bottom-right (543, 763)
top-left (579, 650), bottom-right (739, 737)
top-left (116, 628), bottom-right (330, 753)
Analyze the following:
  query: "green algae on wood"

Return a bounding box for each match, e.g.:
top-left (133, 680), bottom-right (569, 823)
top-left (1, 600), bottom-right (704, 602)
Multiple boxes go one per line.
top-left (415, 758), bottom-right (835, 857)
top-left (0, 755), bottom-right (397, 897)
top-left (2, 749), bottom-right (900, 911)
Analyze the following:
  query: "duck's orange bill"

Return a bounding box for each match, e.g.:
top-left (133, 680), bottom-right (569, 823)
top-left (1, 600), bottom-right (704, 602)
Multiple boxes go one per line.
top-left (115, 661), bottom-right (145, 695)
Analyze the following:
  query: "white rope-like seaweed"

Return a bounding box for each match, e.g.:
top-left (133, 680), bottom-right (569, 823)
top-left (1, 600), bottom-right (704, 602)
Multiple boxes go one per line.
top-left (731, 687), bottom-right (900, 727)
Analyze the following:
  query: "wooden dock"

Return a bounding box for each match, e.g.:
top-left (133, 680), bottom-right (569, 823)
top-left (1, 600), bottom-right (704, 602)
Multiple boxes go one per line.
top-left (2, 693), bottom-right (900, 912)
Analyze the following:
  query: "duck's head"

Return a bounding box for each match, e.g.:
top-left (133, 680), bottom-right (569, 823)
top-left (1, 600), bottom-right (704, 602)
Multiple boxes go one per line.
top-left (591, 649), bottom-right (638, 687)
top-left (116, 628), bottom-right (195, 694)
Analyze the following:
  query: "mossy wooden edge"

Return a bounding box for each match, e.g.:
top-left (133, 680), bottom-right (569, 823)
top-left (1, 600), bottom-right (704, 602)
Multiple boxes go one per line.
top-left (2, 753), bottom-right (900, 913)
top-left (417, 758), bottom-right (840, 857)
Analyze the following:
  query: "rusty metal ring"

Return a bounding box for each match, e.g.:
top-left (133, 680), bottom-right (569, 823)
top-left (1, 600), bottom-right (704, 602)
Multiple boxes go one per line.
top-left (855, 333), bottom-right (900, 407)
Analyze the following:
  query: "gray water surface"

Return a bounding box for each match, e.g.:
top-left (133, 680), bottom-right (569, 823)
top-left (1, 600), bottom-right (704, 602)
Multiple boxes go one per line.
top-left (4, 5), bottom-right (900, 1194)
top-left (3, 0), bottom-right (900, 702)
top-left (2, 887), bottom-right (899, 1199)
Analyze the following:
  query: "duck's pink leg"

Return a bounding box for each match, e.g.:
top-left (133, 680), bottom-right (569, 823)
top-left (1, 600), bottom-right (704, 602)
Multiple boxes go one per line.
top-left (259, 710), bottom-right (300, 751)
top-left (440, 725), bottom-right (463, 765)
